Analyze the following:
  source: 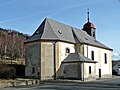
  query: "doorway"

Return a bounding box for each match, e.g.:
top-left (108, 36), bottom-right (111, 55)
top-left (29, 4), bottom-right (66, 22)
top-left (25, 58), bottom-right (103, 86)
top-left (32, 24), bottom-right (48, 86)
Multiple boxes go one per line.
top-left (99, 69), bottom-right (101, 78)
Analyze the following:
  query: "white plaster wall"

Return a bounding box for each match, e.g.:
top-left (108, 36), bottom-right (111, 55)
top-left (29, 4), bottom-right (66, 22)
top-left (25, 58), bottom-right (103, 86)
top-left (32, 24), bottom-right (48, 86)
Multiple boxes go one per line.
top-left (101, 49), bottom-right (111, 75)
top-left (84, 45), bottom-right (99, 75)
top-left (87, 46), bottom-right (99, 62)
top-left (84, 45), bottom-right (99, 62)
top-left (58, 42), bottom-right (75, 66)
top-left (88, 45), bottom-right (99, 76)
top-left (84, 45), bottom-right (88, 57)
top-left (84, 63), bottom-right (96, 79)
top-left (83, 45), bottom-right (112, 77)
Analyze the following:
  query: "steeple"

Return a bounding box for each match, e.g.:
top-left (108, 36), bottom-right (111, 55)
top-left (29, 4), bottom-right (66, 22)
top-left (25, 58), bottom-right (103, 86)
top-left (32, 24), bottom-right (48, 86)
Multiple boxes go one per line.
top-left (82, 9), bottom-right (96, 39)
top-left (87, 8), bottom-right (90, 22)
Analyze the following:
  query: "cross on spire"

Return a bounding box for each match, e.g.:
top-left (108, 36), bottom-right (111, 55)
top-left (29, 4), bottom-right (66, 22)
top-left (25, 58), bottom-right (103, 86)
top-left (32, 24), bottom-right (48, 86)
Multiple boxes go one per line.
top-left (87, 8), bottom-right (90, 22)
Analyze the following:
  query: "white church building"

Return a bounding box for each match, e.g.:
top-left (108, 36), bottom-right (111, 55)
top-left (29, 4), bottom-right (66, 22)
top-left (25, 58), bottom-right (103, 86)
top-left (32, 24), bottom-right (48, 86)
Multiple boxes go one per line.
top-left (25, 12), bottom-right (112, 81)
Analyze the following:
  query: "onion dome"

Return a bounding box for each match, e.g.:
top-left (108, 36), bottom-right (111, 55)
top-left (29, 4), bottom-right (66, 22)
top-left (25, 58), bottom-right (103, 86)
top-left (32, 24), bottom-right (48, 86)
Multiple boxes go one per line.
top-left (82, 9), bottom-right (96, 39)
top-left (83, 21), bottom-right (94, 28)
top-left (83, 8), bottom-right (95, 29)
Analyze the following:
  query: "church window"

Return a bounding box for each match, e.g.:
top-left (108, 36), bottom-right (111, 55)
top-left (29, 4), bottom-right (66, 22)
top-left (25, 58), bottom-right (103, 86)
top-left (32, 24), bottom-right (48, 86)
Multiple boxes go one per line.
top-left (89, 66), bottom-right (91, 74)
top-left (104, 53), bottom-right (107, 64)
top-left (93, 31), bottom-right (95, 37)
top-left (66, 48), bottom-right (70, 54)
top-left (32, 67), bottom-right (35, 74)
top-left (91, 51), bottom-right (94, 60)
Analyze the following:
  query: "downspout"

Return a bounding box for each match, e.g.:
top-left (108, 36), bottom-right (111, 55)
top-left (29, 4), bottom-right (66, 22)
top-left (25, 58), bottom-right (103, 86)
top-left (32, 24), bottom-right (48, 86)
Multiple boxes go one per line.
top-left (82, 45), bottom-right (88, 81)
top-left (82, 45), bottom-right (85, 81)
top-left (87, 45), bottom-right (88, 58)
top-left (83, 62), bottom-right (84, 81)
top-left (53, 41), bottom-right (56, 80)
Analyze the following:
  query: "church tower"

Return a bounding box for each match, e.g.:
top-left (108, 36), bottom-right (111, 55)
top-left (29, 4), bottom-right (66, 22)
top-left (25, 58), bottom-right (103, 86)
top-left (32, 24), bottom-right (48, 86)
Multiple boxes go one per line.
top-left (83, 9), bottom-right (96, 39)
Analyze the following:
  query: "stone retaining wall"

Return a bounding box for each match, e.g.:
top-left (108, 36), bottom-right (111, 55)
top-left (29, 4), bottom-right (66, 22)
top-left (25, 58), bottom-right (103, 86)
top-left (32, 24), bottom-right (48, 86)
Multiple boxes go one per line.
top-left (0, 79), bottom-right (40, 88)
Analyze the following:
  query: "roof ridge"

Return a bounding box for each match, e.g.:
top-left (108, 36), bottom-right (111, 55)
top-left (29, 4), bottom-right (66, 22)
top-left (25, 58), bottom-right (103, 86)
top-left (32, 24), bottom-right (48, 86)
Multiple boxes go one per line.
top-left (72, 27), bottom-right (84, 43)
top-left (78, 52), bottom-right (84, 62)
top-left (46, 18), bottom-right (60, 40)
top-left (46, 18), bottom-right (71, 28)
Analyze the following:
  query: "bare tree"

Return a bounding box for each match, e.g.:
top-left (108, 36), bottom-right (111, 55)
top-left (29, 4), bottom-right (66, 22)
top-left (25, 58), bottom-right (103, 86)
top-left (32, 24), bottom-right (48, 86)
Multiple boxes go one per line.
top-left (0, 28), bottom-right (28, 62)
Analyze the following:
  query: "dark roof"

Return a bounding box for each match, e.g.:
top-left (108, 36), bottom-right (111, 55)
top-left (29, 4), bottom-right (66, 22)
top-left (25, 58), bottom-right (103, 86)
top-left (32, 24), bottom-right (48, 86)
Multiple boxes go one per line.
top-left (25, 18), bottom-right (112, 50)
top-left (112, 60), bottom-right (120, 67)
top-left (26, 18), bottom-right (76, 43)
top-left (72, 28), bottom-right (111, 49)
top-left (62, 52), bottom-right (97, 63)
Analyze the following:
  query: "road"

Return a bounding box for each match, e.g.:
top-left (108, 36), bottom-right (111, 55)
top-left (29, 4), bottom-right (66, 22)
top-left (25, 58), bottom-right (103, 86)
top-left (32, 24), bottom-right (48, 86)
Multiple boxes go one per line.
top-left (1, 76), bottom-right (120, 90)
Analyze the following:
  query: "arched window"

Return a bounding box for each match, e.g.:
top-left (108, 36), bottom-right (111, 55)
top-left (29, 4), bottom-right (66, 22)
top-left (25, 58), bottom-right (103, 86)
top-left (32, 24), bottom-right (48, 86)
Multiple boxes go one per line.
top-left (104, 53), bottom-right (107, 64)
top-left (91, 51), bottom-right (94, 60)
top-left (66, 48), bottom-right (70, 54)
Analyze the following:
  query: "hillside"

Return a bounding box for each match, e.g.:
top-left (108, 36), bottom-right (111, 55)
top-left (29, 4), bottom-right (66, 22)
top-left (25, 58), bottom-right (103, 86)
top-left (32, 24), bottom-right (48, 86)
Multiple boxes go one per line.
top-left (0, 27), bottom-right (30, 61)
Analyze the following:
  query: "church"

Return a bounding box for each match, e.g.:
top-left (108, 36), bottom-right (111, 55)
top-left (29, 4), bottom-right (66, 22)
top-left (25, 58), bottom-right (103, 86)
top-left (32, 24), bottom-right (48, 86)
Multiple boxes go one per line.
top-left (25, 11), bottom-right (112, 81)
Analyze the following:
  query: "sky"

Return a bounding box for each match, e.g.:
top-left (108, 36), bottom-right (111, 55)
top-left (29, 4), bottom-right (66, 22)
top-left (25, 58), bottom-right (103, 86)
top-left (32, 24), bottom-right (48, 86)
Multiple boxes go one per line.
top-left (0, 0), bottom-right (120, 60)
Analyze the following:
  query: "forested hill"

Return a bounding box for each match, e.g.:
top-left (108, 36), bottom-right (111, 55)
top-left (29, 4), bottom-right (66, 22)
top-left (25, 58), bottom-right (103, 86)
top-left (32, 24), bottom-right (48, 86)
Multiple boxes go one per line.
top-left (0, 27), bottom-right (30, 60)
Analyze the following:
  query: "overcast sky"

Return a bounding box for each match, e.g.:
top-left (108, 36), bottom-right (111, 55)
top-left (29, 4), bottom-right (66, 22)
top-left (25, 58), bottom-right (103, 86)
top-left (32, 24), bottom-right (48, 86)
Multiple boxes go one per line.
top-left (0, 0), bottom-right (120, 60)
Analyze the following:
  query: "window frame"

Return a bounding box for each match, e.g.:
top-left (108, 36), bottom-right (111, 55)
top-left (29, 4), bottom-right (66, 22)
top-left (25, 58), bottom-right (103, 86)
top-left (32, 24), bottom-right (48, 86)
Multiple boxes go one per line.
top-left (65, 48), bottom-right (70, 54)
top-left (104, 53), bottom-right (107, 64)
top-left (32, 67), bottom-right (35, 74)
top-left (89, 66), bottom-right (91, 74)
top-left (91, 51), bottom-right (94, 60)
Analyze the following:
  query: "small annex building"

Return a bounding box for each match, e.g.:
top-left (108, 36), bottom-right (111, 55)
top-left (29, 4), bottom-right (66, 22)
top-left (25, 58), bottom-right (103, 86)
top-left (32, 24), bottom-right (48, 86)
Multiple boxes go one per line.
top-left (112, 60), bottom-right (120, 75)
top-left (25, 12), bottom-right (112, 81)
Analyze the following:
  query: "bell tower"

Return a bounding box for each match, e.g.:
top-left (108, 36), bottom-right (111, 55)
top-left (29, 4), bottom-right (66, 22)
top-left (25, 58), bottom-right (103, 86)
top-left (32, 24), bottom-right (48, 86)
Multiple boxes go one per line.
top-left (83, 9), bottom-right (96, 39)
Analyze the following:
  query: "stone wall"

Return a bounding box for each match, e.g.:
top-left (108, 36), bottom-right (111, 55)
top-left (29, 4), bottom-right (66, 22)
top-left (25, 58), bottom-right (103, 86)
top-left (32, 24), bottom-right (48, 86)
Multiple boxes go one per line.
top-left (62, 63), bottom-right (78, 79)
top-left (0, 79), bottom-right (41, 88)
top-left (41, 42), bottom-right (54, 80)
top-left (25, 42), bottom-right (40, 77)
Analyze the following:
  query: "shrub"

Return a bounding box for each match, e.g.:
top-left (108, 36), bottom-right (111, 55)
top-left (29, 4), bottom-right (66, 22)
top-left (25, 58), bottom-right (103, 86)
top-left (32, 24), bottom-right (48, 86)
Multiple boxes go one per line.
top-left (0, 64), bottom-right (16, 79)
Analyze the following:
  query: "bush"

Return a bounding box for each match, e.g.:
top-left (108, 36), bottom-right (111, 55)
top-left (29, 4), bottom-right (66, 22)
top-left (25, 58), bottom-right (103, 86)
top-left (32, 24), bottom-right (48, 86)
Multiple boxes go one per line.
top-left (112, 70), bottom-right (117, 75)
top-left (0, 64), bottom-right (16, 79)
